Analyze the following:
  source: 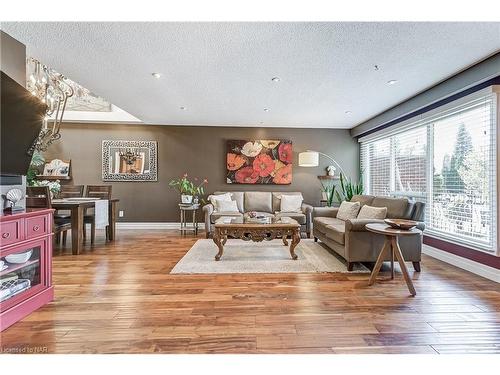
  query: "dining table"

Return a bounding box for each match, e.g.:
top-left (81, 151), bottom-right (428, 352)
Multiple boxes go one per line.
top-left (51, 198), bottom-right (120, 255)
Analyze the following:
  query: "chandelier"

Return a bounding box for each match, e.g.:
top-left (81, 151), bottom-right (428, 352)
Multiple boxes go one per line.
top-left (26, 57), bottom-right (74, 153)
top-left (119, 148), bottom-right (141, 165)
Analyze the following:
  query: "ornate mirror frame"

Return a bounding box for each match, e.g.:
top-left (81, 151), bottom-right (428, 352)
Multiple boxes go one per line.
top-left (102, 140), bottom-right (158, 182)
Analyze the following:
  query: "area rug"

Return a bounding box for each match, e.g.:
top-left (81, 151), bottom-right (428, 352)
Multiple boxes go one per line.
top-left (170, 239), bottom-right (370, 274)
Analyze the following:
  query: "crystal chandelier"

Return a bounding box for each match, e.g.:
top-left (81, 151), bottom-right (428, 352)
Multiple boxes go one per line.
top-left (26, 57), bottom-right (74, 153)
top-left (119, 148), bottom-right (141, 165)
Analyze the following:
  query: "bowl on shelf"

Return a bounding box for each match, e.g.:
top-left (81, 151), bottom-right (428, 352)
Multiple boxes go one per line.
top-left (5, 249), bottom-right (33, 264)
top-left (384, 219), bottom-right (418, 230)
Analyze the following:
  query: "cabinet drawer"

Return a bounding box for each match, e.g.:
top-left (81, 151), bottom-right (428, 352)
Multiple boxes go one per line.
top-left (0, 219), bottom-right (24, 246)
top-left (26, 215), bottom-right (50, 239)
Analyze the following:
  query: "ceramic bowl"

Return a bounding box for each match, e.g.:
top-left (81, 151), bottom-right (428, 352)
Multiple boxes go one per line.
top-left (5, 249), bottom-right (33, 264)
top-left (384, 219), bottom-right (418, 230)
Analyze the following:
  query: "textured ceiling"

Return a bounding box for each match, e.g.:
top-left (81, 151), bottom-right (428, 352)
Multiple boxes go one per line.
top-left (2, 22), bottom-right (499, 128)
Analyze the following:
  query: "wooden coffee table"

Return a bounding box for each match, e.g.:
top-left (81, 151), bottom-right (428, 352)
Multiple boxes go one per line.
top-left (213, 217), bottom-right (301, 261)
top-left (365, 223), bottom-right (422, 296)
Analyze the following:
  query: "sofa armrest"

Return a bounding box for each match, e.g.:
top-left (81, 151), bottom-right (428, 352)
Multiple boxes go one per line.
top-left (313, 207), bottom-right (339, 218)
top-left (416, 221), bottom-right (426, 232)
top-left (301, 202), bottom-right (313, 215)
top-left (202, 204), bottom-right (214, 236)
top-left (345, 218), bottom-right (385, 232)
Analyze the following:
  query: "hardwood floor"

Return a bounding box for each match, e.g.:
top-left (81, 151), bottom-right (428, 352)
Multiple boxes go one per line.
top-left (1, 230), bottom-right (499, 354)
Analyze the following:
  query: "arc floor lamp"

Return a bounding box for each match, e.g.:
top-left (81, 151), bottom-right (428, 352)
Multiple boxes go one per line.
top-left (298, 150), bottom-right (346, 176)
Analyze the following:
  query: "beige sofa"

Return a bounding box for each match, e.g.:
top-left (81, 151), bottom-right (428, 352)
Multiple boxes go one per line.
top-left (313, 195), bottom-right (425, 271)
top-left (203, 191), bottom-right (313, 238)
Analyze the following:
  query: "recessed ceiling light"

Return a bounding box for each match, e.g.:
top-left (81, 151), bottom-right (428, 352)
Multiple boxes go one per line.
top-left (263, 108), bottom-right (270, 112)
top-left (345, 111), bottom-right (352, 114)
top-left (271, 77), bottom-right (281, 82)
top-left (180, 106), bottom-right (186, 110)
top-left (151, 72), bottom-right (162, 79)
top-left (387, 80), bottom-right (398, 85)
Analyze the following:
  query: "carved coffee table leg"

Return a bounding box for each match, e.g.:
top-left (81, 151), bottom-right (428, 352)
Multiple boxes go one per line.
top-left (213, 229), bottom-right (224, 261)
top-left (289, 228), bottom-right (300, 260)
top-left (282, 234), bottom-right (288, 246)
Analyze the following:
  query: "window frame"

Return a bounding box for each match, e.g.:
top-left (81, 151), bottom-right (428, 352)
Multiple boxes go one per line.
top-left (359, 86), bottom-right (498, 255)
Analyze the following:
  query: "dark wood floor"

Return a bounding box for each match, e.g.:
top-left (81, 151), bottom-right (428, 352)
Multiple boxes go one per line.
top-left (1, 230), bottom-right (499, 354)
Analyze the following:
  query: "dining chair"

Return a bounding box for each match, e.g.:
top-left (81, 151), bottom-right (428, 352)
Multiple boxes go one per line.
top-left (54, 185), bottom-right (85, 220)
top-left (84, 185), bottom-right (112, 244)
top-left (26, 186), bottom-right (72, 246)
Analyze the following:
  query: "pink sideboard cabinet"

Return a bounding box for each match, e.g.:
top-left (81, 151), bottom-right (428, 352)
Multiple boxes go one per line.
top-left (0, 208), bottom-right (54, 331)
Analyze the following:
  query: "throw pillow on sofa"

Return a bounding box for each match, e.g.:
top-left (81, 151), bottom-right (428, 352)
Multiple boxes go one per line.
top-left (280, 194), bottom-right (303, 213)
top-left (208, 193), bottom-right (232, 212)
top-left (216, 200), bottom-right (239, 212)
top-left (357, 204), bottom-right (387, 219)
top-left (336, 201), bottom-right (361, 221)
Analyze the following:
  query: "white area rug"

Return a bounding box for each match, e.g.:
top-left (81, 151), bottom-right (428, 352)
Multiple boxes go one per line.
top-left (170, 239), bottom-right (370, 274)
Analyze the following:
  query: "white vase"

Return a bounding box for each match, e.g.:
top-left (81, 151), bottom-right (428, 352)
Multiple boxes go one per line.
top-left (181, 194), bottom-right (193, 204)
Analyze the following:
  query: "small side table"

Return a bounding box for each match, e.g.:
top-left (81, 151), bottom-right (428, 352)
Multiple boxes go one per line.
top-left (365, 223), bottom-right (422, 296)
top-left (179, 204), bottom-right (200, 235)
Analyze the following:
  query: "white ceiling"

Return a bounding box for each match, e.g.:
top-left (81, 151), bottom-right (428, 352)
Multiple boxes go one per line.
top-left (2, 22), bottom-right (500, 128)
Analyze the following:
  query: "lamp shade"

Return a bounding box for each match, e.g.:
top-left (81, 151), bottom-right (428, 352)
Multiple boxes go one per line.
top-left (298, 151), bottom-right (319, 167)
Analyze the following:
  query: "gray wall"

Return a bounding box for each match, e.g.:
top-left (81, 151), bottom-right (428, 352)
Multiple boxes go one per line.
top-left (351, 52), bottom-right (500, 137)
top-left (0, 30), bottom-right (26, 87)
top-left (45, 123), bottom-right (359, 222)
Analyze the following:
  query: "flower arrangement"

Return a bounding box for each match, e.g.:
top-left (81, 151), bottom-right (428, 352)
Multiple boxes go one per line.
top-left (226, 139), bottom-right (292, 184)
top-left (169, 174), bottom-right (208, 204)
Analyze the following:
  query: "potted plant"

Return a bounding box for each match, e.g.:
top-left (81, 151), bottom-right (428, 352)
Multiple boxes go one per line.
top-left (169, 174), bottom-right (208, 204)
top-left (335, 173), bottom-right (364, 202)
top-left (320, 179), bottom-right (337, 207)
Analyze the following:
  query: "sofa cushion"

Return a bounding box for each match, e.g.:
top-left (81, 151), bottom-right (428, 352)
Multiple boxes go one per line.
top-left (272, 192), bottom-right (303, 212)
top-left (243, 211), bottom-right (274, 220)
top-left (336, 201), bottom-right (361, 221)
top-left (357, 205), bottom-right (387, 219)
top-left (313, 217), bottom-right (345, 234)
top-left (217, 200), bottom-right (239, 212)
top-left (325, 224), bottom-right (345, 245)
top-left (210, 212), bottom-right (243, 224)
top-left (372, 196), bottom-right (409, 219)
top-left (351, 195), bottom-right (375, 207)
top-left (275, 212), bottom-right (306, 225)
top-left (245, 192), bottom-right (272, 212)
top-left (214, 191), bottom-right (244, 213)
top-left (208, 192), bottom-right (232, 211)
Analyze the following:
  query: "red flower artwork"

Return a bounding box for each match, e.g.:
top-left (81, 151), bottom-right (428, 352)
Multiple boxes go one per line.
top-left (235, 166), bottom-right (259, 184)
top-left (226, 140), bottom-right (292, 184)
top-left (278, 143), bottom-right (292, 164)
top-left (273, 164), bottom-right (292, 184)
top-left (252, 154), bottom-right (275, 177)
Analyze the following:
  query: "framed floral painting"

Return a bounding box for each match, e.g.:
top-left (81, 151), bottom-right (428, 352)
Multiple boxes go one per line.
top-left (226, 140), bottom-right (292, 184)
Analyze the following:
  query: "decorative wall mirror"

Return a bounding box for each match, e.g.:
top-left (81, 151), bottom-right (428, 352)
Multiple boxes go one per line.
top-left (102, 140), bottom-right (157, 181)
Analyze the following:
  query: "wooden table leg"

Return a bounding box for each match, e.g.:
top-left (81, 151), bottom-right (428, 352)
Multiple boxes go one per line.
top-left (390, 244), bottom-right (395, 280)
top-left (108, 201), bottom-right (117, 241)
top-left (213, 229), bottom-right (224, 261)
top-left (282, 235), bottom-right (289, 246)
top-left (391, 237), bottom-right (417, 296)
top-left (70, 206), bottom-right (83, 255)
top-left (368, 236), bottom-right (391, 286)
top-left (289, 228), bottom-right (300, 260)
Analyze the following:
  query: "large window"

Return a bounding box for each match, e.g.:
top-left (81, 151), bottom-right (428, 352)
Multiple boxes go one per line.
top-left (360, 90), bottom-right (497, 253)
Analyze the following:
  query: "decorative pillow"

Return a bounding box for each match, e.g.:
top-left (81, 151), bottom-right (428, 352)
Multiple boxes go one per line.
top-left (280, 194), bottom-right (303, 213)
top-left (209, 193), bottom-right (232, 211)
top-left (357, 205), bottom-right (387, 219)
top-left (336, 201), bottom-right (361, 221)
top-left (216, 200), bottom-right (239, 212)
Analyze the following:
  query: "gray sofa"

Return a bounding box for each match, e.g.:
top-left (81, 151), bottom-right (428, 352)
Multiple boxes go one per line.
top-left (313, 195), bottom-right (425, 271)
top-left (203, 191), bottom-right (313, 238)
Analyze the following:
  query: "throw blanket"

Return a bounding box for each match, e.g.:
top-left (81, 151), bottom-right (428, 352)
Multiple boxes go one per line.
top-left (94, 199), bottom-right (109, 229)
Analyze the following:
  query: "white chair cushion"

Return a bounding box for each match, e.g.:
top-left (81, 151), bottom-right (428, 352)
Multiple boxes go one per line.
top-left (336, 201), bottom-right (361, 221)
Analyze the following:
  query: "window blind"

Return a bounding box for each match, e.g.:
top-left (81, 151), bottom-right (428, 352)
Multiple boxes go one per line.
top-left (360, 89), bottom-right (497, 252)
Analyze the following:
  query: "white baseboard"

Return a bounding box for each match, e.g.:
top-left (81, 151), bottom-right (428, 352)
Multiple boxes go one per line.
top-left (422, 244), bottom-right (500, 283)
top-left (116, 222), bottom-right (203, 230)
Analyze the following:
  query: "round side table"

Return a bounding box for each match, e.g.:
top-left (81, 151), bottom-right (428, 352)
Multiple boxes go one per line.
top-left (179, 204), bottom-right (200, 235)
top-left (365, 223), bottom-right (422, 296)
